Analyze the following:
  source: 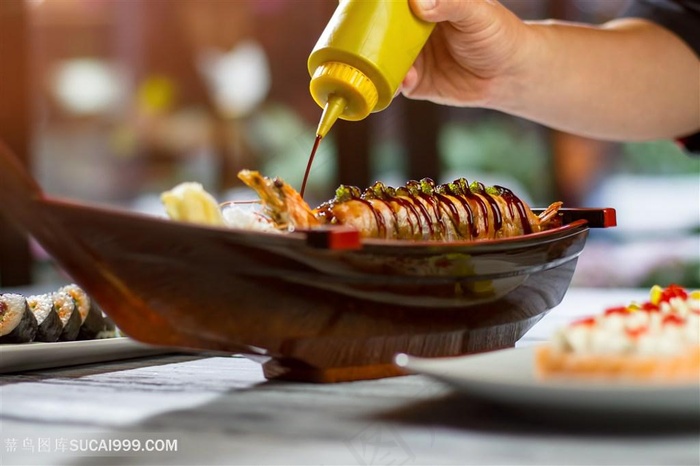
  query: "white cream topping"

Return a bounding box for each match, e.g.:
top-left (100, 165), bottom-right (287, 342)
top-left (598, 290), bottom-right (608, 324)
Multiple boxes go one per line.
top-left (553, 291), bottom-right (700, 356)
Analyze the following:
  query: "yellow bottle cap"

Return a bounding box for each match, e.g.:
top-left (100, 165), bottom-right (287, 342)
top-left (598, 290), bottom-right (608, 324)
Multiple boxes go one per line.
top-left (310, 62), bottom-right (378, 138)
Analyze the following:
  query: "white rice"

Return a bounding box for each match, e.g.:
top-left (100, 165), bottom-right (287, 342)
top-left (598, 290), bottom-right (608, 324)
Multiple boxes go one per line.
top-left (0, 294), bottom-right (27, 337)
top-left (27, 294), bottom-right (53, 324)
top-left (221, 203), bottom-right (280, 234)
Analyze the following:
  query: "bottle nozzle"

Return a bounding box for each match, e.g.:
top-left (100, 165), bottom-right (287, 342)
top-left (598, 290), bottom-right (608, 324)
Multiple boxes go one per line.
top-left (316, 95), bottom-right (347, 138)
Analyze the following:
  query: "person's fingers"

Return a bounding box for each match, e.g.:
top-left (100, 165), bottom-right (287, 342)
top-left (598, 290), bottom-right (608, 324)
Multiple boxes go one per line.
top-left (410, 0), bottom-right (438, 17)
top-left (401, 45), bottom-right (428, 96)
top-left (409, 0), bottom-right (496, 23)
top-left (401, 66), bottom-right (419, 94)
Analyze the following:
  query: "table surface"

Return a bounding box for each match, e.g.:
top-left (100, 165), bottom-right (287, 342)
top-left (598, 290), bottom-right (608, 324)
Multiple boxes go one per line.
top-left (1, 287), bottom-right (698, 466)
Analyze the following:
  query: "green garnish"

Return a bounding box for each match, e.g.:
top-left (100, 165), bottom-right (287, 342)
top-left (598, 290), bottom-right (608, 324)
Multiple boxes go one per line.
top-left (419, 178), bottom-right (435, 195)
top-left (335, 184), bottom-right (361, 203)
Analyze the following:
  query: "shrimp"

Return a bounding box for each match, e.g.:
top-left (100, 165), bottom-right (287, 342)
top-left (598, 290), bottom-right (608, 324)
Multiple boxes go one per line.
top-left (237, 170), bottom-right (562, 241)
top-left (237, 169), bottom-right (320, 230)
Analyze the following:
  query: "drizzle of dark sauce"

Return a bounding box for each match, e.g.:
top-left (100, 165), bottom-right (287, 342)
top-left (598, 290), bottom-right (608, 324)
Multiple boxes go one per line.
top-left (444, 185), bottom-right (476, 238)
top-left (473, 182), bottom-right (503, 232)
top-left (319, 177), bottom-right (532, 241)
top-left (434, 193), bottom-right (461, 238)
top-left (417, 193), bottom-right (443, 238)
top-left (459, 185), bottom-right (487, 237)
top-left (497, 186), bottom-right (531, 234)
top-left (391, 197), bottom-right (422, 239)
top-left (408, 194), bottom-right (435, 238)
top-left (373, 199), bottom-right (401, 238)
top-left (357, 198), bottom-right (386, 237)
top-left (300, 135), bottom-right (322, 199)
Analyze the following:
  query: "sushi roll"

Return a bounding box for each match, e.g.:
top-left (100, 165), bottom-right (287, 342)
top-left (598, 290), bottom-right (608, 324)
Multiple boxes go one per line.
top-left (52, 291), bottom-right (81, 341)
top-left (95, 314), bottom-right (120, 339)
top-left (27, 294), bottom-right (63, 342)
top-left (0, 294), bottom-right (37, 343)
top-left (60, 284), bottom-right (108, 340)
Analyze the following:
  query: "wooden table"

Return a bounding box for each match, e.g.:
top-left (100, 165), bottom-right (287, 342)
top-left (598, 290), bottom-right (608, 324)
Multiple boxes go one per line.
top-left (1, 287), bottom-right (698, 465)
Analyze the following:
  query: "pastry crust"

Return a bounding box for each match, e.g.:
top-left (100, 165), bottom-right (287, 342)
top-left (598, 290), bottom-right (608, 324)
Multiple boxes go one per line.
top-left (535, 285), bottom-right (700, 382)
top-left (535, 345), bottom-right (700, 382)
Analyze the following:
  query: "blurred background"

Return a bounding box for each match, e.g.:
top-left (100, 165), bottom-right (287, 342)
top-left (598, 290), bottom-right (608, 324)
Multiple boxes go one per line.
top-left (1, 0), bottom-right (698, 289)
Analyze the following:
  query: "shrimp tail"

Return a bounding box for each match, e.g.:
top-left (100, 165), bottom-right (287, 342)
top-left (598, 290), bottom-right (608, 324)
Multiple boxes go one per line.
top-left (536, 201), bottom-right (563, 230)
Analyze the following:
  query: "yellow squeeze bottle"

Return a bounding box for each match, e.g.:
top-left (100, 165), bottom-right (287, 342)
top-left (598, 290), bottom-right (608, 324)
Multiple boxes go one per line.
top-left (308, 0), bottom-right (436, 138)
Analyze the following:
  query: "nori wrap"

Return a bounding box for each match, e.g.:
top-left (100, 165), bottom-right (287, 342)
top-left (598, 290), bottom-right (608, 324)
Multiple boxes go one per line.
top-left (27, 294), bottom-right (63, 343)
top-left (0, 294), bottom-right (38, 343)
top-left (96, 313), bottom-right (120, 339)
top-left (52, 291), bottom-right (81, 341)
top-left (60, 284), bottom-right (108, 340)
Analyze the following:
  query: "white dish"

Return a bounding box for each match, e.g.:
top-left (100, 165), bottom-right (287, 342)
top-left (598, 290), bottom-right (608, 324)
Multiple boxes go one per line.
top-left (395, 347), bottom-right (700, 419)
top-left (0, 338), bottom-right (170, 373)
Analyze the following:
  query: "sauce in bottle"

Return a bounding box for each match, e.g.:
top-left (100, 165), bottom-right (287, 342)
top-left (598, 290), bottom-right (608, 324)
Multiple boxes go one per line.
top-left (302, 0), bottom-right (436, 196)
top-left (309, 0), bottom-right (435, 138)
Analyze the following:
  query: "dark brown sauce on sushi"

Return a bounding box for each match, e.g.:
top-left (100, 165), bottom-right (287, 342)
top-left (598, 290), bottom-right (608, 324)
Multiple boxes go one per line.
top-left (391, 197), bottom-right (421, 237)
top-left (357, 198), bottom-right (386, 237)
top-left (315, 177), bottom-right (542, 240)
top-left (434, 193), bottom-right (462, 237)
top-left (498, 186), bottom-right (532, 234)
top-left (471, 182), bottom-right (502, 232)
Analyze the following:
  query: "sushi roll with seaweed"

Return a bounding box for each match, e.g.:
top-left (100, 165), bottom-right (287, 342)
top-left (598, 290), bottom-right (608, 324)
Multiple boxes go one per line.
top-left (52, 291), bottom-right (81, 341)
top-left (60, 284), bottom-right (108, 340)
top-left (27, 294), bottom-right (63, 342)
top-left (0, 294), bottom-right (37, 343)
top-left (96, 314), bottom-right (120, 339)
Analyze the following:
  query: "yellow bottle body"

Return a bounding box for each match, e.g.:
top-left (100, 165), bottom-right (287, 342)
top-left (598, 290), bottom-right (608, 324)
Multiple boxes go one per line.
top-left (309, 0), bottom-right (435, 137)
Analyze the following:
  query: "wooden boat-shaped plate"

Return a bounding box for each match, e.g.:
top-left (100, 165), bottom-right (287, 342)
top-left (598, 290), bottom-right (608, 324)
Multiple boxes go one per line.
top-left (0, 142), bottom-right (616, 382)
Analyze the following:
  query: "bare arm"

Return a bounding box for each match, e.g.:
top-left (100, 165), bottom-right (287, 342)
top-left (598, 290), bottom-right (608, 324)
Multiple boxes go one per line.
top-left (402, 1), bottom-right (700, 142)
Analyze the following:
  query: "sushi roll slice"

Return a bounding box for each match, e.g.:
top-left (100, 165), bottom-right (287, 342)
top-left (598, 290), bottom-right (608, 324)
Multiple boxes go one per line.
top-left (52, 291), bottom-right (81, 341)
top-left (27, 294), bottom-right (63, 342)
top-left (0, 294), bottom-right (38, 343)
top-left (60, 284), bottom-right (107, 340)
top-left (95, 314), bottom-right (120, 339)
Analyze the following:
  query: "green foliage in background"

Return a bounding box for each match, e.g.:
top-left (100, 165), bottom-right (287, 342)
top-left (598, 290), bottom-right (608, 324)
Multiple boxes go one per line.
top-left (438, 116), bottom-right (552, 203)
top-left (640, 259), bottom-right (700, 289)
top-left (618, 140), bottom-right (700, 175)
top-left (246, 103), bottom-right (337, 201)
top-left (371, 138), bottom-right (408, 184)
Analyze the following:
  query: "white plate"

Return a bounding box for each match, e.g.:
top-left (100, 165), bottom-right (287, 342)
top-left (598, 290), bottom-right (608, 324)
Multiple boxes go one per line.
top-left (0, 338), bottom-right (171, 374)
top-left (395, 347), bottom-right (700, 419)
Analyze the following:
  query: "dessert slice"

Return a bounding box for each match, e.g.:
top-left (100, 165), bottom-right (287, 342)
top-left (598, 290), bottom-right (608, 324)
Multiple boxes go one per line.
top-left (536, 285), bottom-right (700, 382)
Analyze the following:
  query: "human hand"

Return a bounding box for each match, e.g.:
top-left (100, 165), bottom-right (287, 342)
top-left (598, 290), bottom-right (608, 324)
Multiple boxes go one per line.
top-left (402, 1), bottom-right (700, 142)
top-left (401, 0), bottom-right (532, 108)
